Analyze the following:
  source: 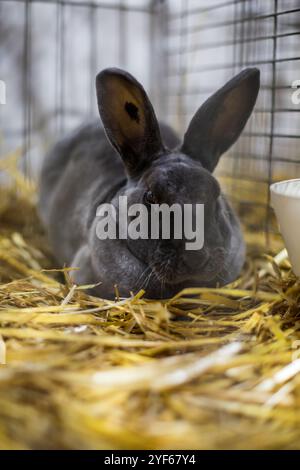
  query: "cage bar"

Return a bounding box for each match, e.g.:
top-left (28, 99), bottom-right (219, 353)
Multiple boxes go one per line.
top-left (164, 0), bottom-right (300, 248)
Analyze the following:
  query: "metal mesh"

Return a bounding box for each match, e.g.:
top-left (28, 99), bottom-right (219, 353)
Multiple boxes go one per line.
top-left (164, 0), bottom-right (300, 248)
top-left (0, 0), bottom-right (157, 178)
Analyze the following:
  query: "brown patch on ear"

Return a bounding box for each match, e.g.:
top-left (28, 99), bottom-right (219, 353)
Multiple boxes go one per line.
top-left (96, 69), bottom-right (163, 176)
top-left (97, 75), bottom-right (148, 156)
top-left (182, 68), bottom-right (260, 172)
top-left (211, 80), bottom-right (257, 151)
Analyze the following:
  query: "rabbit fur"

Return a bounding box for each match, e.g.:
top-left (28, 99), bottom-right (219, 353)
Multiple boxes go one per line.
top-left (39, 67), bottom-right (260, 299)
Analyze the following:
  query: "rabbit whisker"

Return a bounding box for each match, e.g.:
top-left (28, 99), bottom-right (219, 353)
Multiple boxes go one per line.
top-left (135, 265), bottom-right (152, 291)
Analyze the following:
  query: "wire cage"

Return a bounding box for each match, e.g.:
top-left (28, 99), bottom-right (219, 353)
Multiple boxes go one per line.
top-left (0, 0), bottom-right (163, 172)
top-left (1, 0), bottom-right (300, 250)
top-left (164, 0), bottom-right (300, 249)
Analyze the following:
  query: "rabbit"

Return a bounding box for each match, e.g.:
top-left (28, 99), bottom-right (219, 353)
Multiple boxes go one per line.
top-left (39, 67), bottom-right (260, 299)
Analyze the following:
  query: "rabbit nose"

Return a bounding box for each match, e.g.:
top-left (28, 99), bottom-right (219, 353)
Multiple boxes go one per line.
top-left (184, 249), bottom-right (209, 270)
top-left (186, 247), bottom-right (226, 272)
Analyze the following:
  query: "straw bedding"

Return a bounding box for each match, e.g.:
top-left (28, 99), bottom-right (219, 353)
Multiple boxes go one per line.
top-left (0, 151), bottom-right (300, 450)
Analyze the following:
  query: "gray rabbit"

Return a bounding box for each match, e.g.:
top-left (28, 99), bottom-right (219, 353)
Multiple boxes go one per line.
top-left (39, 67), bottom-right (260, 299)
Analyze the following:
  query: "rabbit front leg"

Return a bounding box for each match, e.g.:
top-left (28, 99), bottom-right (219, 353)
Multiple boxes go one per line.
top-left (70, 244), bottom-right (96, 287)
top-left (71, 237), bottom-right (152, 299)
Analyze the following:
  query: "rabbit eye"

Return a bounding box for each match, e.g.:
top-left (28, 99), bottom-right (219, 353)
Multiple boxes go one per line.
top-left (144, 190), bottom-right (157, 205)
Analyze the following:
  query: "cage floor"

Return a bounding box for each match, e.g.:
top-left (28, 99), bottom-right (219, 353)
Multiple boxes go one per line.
top-left (0, 153), bottom-right (300, 450)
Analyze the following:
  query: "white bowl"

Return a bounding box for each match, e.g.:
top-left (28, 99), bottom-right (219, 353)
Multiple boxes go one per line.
top-left (270, 178), bottom-right (300, 276)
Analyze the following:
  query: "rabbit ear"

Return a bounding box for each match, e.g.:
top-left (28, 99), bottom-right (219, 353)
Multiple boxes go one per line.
top-left (96, 68), bottom-right (164, 177)
top-left (182, 68), bottom-right (260, 172)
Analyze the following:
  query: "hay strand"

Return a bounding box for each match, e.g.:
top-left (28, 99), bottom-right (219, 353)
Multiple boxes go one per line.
top-left (0, 152), bottom-right (300, 449)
